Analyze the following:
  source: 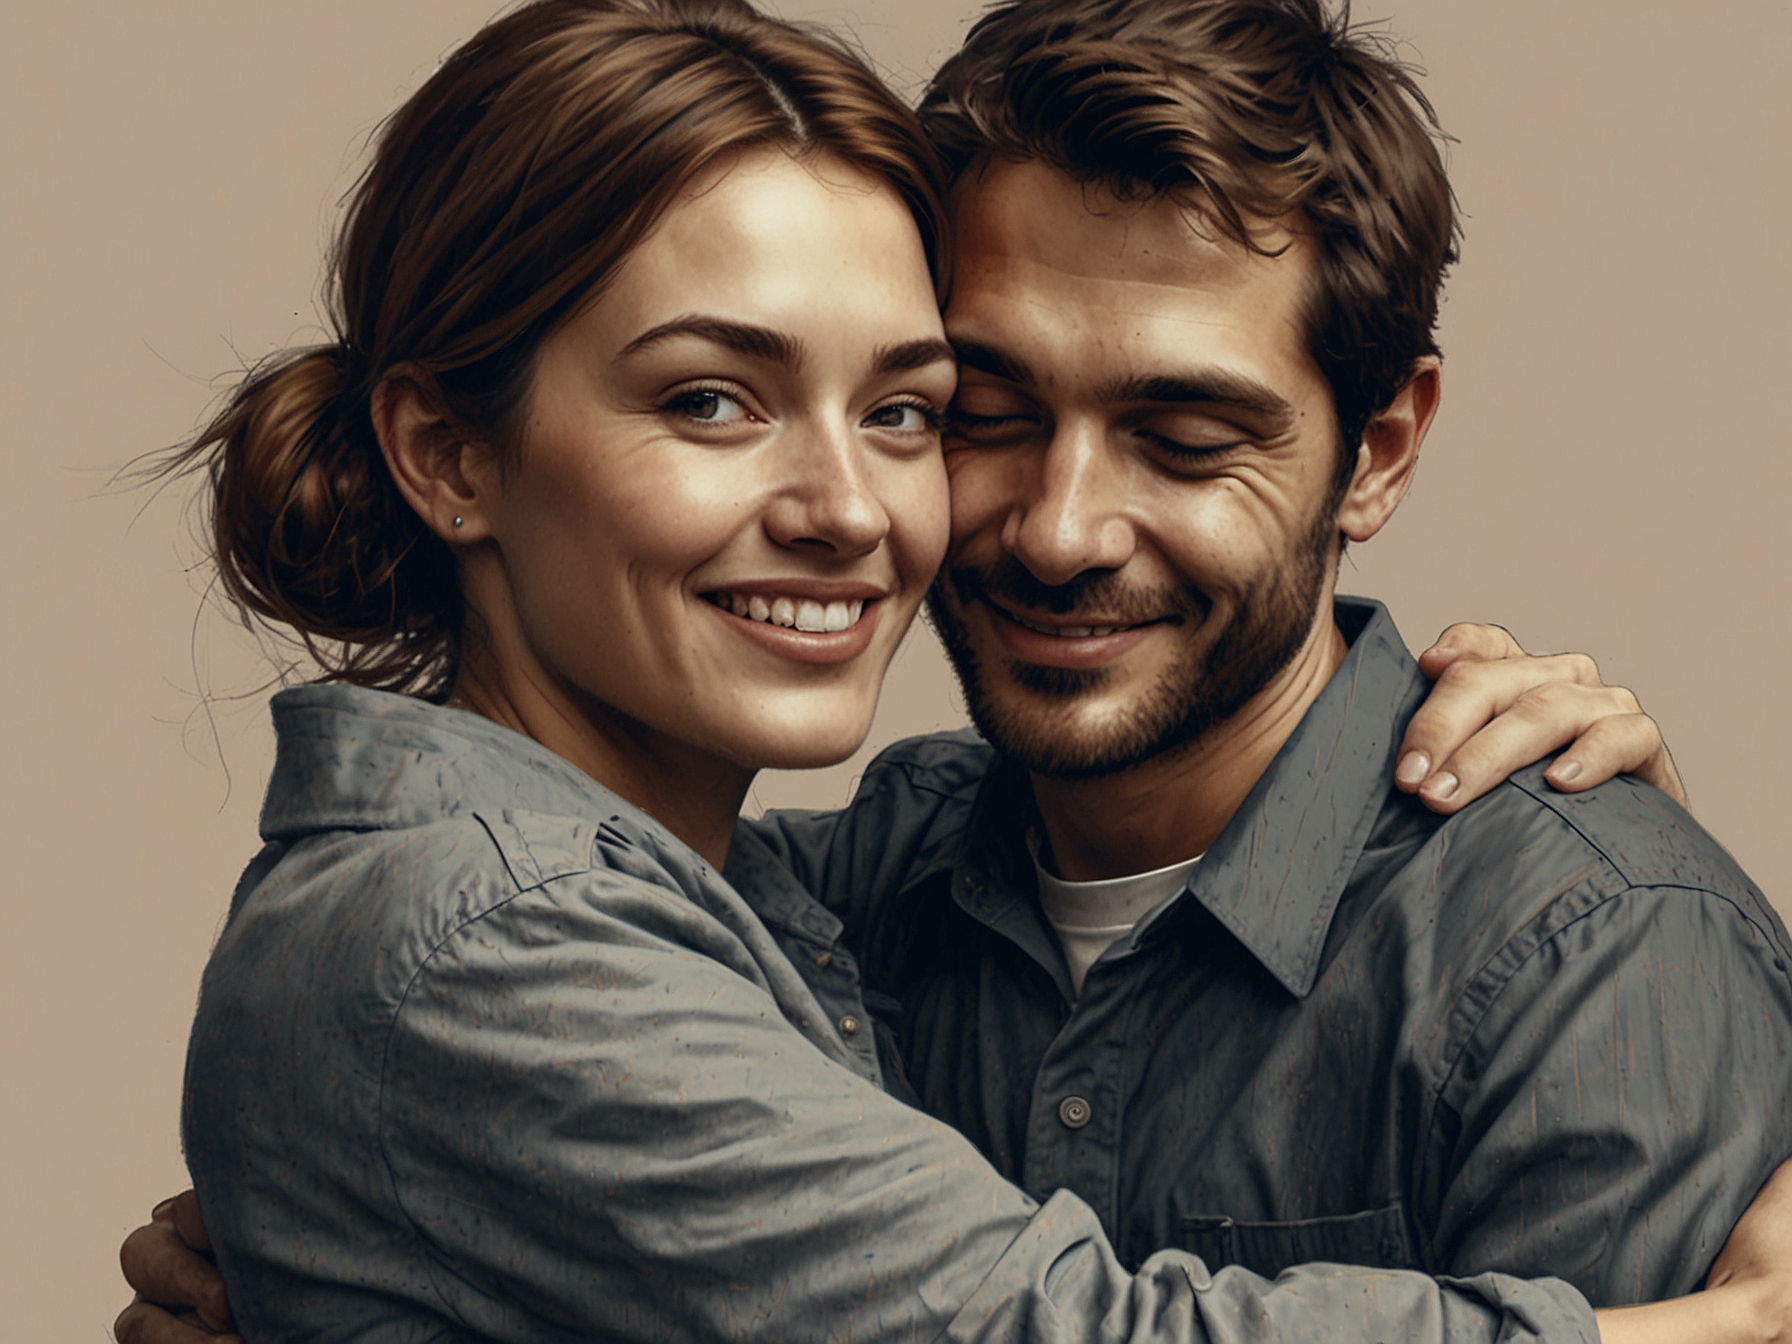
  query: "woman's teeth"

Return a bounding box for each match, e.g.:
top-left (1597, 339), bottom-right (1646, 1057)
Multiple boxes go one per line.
top-left (713, 592), bottom-right (865, 633)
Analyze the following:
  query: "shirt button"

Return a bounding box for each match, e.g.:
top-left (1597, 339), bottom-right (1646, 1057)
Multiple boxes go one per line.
top-left (1058, 1095), bottom-right (1092, 1129)
top-left (838, 1015), bottom-right (861, 1037)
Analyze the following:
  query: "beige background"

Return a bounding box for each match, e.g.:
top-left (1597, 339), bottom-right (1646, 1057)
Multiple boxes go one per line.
top-left (2, 2), bottom-right (1786, 1335)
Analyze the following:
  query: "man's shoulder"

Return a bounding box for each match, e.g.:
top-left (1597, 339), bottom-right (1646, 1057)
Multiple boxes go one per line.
top-left (1452, 762), bottom-right (1784, 945)
top-left (1364, 763), bottom-right (1792, 1067)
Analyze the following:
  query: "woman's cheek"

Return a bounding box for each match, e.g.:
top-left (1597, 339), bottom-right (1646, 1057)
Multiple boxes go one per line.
top-left (890, 451), bottom-right (953, 580)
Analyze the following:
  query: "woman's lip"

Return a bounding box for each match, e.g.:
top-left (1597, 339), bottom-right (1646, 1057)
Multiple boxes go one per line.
top-left (981, 599), bottom-right (1161, 670)
top-left (706, 597), bottom-right (883, 666)
top-left (702, 579), bottom-right (888, 602)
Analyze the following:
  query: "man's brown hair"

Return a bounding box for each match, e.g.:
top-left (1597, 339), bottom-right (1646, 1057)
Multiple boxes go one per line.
top-left (922, 0), bottom-right (1458, 467)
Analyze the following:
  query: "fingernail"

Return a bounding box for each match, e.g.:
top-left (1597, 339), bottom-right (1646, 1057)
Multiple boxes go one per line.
top-left (1395, 751), bottom-right (1430, 788)
top-left (1550, 758), bottom-right (1583, 784)
top-left (1422, 771), bottom-right (1460, 802)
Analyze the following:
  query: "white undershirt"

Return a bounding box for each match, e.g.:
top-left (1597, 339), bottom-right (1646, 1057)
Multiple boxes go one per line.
top-left (1030, 840), bottom-right (1205, 996)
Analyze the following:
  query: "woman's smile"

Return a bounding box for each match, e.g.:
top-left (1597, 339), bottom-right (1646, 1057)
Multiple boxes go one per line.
top-left (701, 581), bottom-right (887, 664)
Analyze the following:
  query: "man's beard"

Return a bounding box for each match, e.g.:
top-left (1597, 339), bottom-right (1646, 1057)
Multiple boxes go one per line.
top-left (925, 506), bottom-right (1338, 781)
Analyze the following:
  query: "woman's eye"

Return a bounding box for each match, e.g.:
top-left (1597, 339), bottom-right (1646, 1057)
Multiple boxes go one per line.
top-left (863, 402), bottom-right (939, 433)
top-left (666, 389), bottom-right (750, 424)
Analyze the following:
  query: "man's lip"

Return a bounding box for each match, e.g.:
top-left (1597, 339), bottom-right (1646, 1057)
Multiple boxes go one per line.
top-left (979, 596), bottom-right (1164, 670)
top-left (983, 595), bottom-right (1162, 637)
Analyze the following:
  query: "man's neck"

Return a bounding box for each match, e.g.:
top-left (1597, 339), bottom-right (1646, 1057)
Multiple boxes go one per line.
top-left (1032, 614), bottom-right (1349, 883)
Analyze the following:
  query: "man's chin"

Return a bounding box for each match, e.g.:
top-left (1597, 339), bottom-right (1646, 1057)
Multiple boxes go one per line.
top-left (926, 586), bottom-right (1186, 777)
top-left (926, 581), bottom-right (1325, 782)
top-left (968, 676), bottom-right (1221, 779)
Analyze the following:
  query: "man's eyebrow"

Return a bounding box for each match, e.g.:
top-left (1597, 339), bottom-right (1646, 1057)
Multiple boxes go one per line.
top-left (1099, 370), bottom-right (1297, 431)
top-left (619, 316), bottom-right (803, 367)
top-left (874, 338), bottom-right (957, 375)
top-left (950, 339), bottom-right (1035, 386)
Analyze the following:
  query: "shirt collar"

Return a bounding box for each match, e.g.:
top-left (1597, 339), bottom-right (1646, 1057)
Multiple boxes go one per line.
top-left (1185, 597), bottom-right (1426, 997)
top-left (261, 684), bottom-right (844, 943)
top-left (259, 684), bottom-right (681, 859)
top-left (960, 596), bottom-right (1427, 1000)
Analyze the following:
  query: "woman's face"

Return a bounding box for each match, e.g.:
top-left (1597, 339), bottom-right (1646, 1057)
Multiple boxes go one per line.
top-left (473, 148), bottom-right (954, 774)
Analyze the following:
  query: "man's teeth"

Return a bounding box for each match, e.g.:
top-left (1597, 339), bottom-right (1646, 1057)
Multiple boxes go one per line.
top-left (1011, 612), bottom-right (1128, 637)
top-left (717, 592), bottom-right (865, 633)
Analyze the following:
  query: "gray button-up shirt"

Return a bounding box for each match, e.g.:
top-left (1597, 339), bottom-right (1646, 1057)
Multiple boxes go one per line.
top-left (746, 598), bottom-right (1792, 1307)
top-left (185, 681), bottom-right (1595, 1342)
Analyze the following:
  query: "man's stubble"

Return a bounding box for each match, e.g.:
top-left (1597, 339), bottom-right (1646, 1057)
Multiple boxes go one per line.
top-left (925, 495), bottom-right (1341, 781)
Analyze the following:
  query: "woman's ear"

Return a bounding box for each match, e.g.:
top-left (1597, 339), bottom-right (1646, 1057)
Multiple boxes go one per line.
top-left (1335, 356), bottom-right (1441, 545)
top-left (370, 373), bottom-right (495, 542)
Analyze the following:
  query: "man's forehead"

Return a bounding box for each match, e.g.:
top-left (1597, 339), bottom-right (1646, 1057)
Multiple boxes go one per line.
top-left (943, 158), bottom-right (1317, 388)
top-left (948, 158), bottom-right (1304, 293)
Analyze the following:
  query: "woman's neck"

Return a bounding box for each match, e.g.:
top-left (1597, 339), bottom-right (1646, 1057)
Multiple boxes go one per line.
top-left (449, 634), bottom-right (753, 872)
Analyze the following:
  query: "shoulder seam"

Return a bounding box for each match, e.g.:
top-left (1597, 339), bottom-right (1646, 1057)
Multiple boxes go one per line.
top-left (1422, 878), bottom-right (1792, 1218)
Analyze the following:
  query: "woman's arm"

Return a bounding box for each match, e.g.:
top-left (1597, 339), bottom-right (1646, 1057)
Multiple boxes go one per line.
top-left (1395, 622), bottom-right (1686, 812)
top-left (116, 1162), bottom-right (1792, 1344)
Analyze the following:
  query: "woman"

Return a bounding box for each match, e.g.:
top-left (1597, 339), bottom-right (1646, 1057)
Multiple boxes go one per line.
top-left (115, 1), bottom-right (1786, 1341)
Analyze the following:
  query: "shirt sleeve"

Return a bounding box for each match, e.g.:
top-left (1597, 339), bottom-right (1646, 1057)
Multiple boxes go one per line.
top-left (1421, 879), bottom-right (1792, 1302)
top-left (377, 865), bottom-right (1596, 1343)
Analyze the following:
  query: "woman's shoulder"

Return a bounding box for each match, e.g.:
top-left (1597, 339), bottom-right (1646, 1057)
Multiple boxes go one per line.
top-left (193, 687), bottom-right (853, 1115)
top-left (212, 805), bottom-right (730, 1015)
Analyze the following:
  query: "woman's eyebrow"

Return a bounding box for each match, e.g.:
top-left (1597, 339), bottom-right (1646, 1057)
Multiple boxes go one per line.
top-left (874, 338), bottom-right (956, 375)
top-left (619, 316), bottom-right (804, 366)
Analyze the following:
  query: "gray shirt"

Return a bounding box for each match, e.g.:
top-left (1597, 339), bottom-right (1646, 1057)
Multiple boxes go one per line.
top-left (745, 598), bottom-right (1792, 1305)
top-left (184, 682), bottom-right (1594, 1342)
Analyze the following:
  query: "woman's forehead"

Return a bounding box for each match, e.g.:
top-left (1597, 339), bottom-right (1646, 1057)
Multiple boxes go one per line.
top-left (584, 149), bottom-right (944, 347)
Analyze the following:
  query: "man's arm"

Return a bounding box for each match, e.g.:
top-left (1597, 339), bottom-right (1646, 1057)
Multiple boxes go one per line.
top-left (117, 848), bottom-right (1787, 1343)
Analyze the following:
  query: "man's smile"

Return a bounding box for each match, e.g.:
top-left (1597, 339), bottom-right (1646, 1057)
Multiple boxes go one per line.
top-left (977, 591), bottom-right (1175, 670)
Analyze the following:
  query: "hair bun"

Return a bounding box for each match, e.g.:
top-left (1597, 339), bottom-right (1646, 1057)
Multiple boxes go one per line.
top-left (188, 344), bottom-right (458, 694)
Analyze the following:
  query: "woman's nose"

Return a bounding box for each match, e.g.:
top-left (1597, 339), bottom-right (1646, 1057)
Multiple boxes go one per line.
top-left (762, 421), bottom-right (891, 557)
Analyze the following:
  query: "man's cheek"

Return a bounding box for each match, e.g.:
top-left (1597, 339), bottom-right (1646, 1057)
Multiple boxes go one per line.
top-left (943, 450), bottom-right (1013, 541)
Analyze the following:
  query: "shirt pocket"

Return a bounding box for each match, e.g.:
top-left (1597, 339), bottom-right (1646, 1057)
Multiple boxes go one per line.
top-left (1178, 1201), bottom-right (1416, 1280)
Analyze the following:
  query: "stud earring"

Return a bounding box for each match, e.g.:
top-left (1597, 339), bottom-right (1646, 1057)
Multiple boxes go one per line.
top-left (452, 516), bottom-right (464, 529)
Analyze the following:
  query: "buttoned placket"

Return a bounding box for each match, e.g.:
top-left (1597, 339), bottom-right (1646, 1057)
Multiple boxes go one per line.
top-left (952, 855), bottom-right (1192, 1230)
top-left (729, 845), bottom-right (886, 1088)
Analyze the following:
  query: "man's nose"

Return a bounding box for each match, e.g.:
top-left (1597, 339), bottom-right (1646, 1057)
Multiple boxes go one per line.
top-left (762, 420), bottom-right (890, 558)
top-left (1000, 422), bottom-right (1135, 585)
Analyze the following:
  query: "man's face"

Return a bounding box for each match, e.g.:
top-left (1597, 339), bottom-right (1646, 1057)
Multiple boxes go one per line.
top-left (928, 159), bottom-right (1350, 779)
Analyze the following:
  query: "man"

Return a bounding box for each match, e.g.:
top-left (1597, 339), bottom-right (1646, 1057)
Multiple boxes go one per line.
top-left (741, 0), bottom-right (1792, 1305)
top-left (117, 0), bottom-right (1791, 1338)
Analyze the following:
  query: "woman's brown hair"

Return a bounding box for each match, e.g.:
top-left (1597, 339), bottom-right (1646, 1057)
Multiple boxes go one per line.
top-left (167, 0), bottom-right (948, 698)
